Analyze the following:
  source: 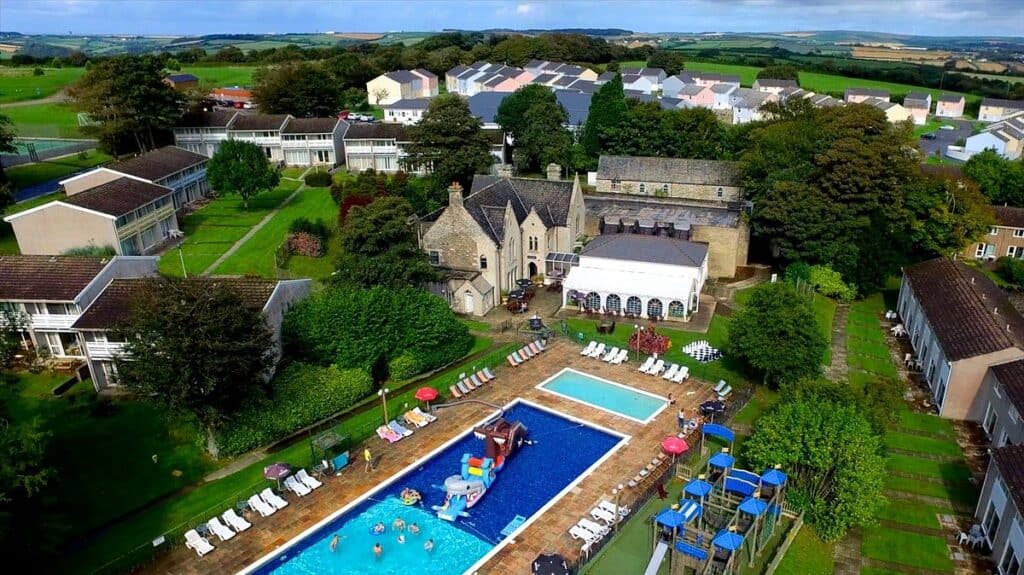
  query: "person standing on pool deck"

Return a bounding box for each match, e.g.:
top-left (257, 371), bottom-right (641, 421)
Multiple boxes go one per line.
top-left (373, 542), bottom-right (383, 559)
top-left (677, 408), bottom-right (686, 430)
top-left (364, 447), bottom-right (372, 472)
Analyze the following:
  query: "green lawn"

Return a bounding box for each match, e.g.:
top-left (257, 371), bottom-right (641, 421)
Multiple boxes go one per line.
top-left (1, 371), bottom-right (216, 542)
top-left (886, 453), bottom-right (973, 481)
top-left (582, 479), bottom-right (680, 575)
top-left (5, 149), bottom-right (112, 190)
top-left (280, 166), bottom-right (306, 179)
top-left (563, 315), bottom-right (749, 386)
top-left (885, 432), bottom-right (965, 458)
top-left (873, 500), bottom-right (948, 530)
top-left (732, 386), bottom-right (779, 426)
top-left (774, 525), bottom-right (835, 575)
top-left (885, 476), bottom-right (978, 506)
top-left (898, 411), bottom-right (955, 438)
top-left (861, 526), bottom-right (953, 572)
top-left (3, 102), bottom-right (84, 138)
top-left (181, 65), bottom-right (257, 87)
top-left (61, 340), bottom-right (512, 574)
top-left (459, 319), bottom-right (492, 332)
top-left (0, 67), bottom-right (85, 103)
top-left (158, 180), bottom-right (300, 277)
top-left (214, 186), bottom-right (336, 277)
top-left (860, 568), bottom-right (905, 575)
top-left (845, 293), bottom-right (901, 386)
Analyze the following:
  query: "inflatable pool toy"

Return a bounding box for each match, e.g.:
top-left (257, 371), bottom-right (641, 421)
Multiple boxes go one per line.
top-left (434, 417), bottom-right (528, 522)
top-left (399, 488), bottom-right (421, 506)
top-left (369, 522), bottom-right (386, 535)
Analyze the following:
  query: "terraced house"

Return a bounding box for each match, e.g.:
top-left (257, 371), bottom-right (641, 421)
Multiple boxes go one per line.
top-left (173, 112), bottom-right (343, 166)
top-left (974, 445), bottom-right (1024, 573)
top-left (964, 206), bottom-right (1024, 261)
top-left (0, 255), bottom-right (158, 362)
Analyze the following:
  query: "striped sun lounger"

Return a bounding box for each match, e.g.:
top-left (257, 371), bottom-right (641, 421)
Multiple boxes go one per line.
top-left (483, 367), bottom-right (497, 380)
top-left (470, 374), bottom-right (484, 388)
top-left (507, 355), bottom-right (520, 367)
top-left (449, 385), bottom-right (463, 399)
top-left (520, 346), bottom-right (534, 359)
top-left (528, 342), bottom-right (542, 355)
top-left (456, 380), bottom-right (471, 394)
top-left (476, 370), bottom-right (490, 383)
top-left (534, 339), bottom-right (546, 351)
top-left (512, 351), bottom-right (526, 363)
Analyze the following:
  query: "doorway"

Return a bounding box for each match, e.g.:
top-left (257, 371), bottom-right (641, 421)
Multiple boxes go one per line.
top-left (464, 291), bottom-right (475, 313)
top-left (528, 262), bottom-right (538, 278)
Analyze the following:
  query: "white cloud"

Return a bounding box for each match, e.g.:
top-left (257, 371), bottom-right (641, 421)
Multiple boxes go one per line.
top-left (516, 3), bottom-right (533, 14)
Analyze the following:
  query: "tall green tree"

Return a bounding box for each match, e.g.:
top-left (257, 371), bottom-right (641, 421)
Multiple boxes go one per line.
top-left (581, 74), bottom-right (627, 161)
top-left (903, 172), bottom-right (995, 258)
top-left (0, 308), bottom-right (28, 368)
top-left (207, 139), bottom-right (280, 209)
top-left (726, 282), bottom-right (828, 387)
top-left (745, 385), bottom-right (885, 541)
top-left (515, 99), bottom-right (573, 173)
top-left (114, 279), bottom-right (275, 455)
top-left (402, 94), bottom-right (494, 196)
top-left (496, 84), bottom-right (559, 140)
top-left (646, 50), bottom-right (686, 75)
top-left (601, 101), bottom-right (731, 160)
top-left (335, 196), bottom-right (439, 289)
top-left (0, 410), bottom-right (52, 560)
top-left (0, 113), bottom-right (17, 183)
top-left (963, 150), bottom-right (1024, 207)
top-left (253, 61), bottom-right (342, 117)
top-left (70, 55), bottom-right (183, 153)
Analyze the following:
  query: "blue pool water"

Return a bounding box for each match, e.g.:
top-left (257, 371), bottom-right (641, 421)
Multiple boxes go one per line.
top-left (252, 403), bottom-right (622, 575)
top-left (538, 368), bottom-right (668, 423)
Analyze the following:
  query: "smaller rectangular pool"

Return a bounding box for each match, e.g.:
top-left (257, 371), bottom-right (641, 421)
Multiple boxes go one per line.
top-left (537, 368), bottom-right (668, 424)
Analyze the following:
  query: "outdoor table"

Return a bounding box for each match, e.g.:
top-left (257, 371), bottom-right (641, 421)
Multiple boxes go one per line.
top-left (235, 500), bottom-right (251, 514)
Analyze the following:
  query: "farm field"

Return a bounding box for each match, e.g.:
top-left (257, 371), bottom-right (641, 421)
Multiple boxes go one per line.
top-left (0, 67), bottom-right (85, 103)
top-left (180, 65), bottom-right (258, 87)
top-left (3, 102), bottom-right (84, 138)
top-left (963, 72), bottom-right (1024, 84)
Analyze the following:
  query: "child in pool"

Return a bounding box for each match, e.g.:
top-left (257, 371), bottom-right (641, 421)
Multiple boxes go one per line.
top-left (409, 523), bottom-right (420, 535)
top-left (424, 539), bottom-right (434, 553)
top-left (329, 534), bottom-right (340, 552)
top-left (373, 542), bottom-right (383, 558)
top-left (397, 534), bottom-right (405, 544)
top-left (372, 521), bottom-right (386, 534)
top-left (393, 517), bottom-right (406, 531)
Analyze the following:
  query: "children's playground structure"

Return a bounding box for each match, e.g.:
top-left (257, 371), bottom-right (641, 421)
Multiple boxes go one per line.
top-left (644, 423), bottom-right (788, 575)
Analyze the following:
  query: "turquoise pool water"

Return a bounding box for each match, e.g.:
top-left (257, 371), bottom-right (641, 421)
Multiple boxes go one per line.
top-left (537, 368), bottom-right (668, 423)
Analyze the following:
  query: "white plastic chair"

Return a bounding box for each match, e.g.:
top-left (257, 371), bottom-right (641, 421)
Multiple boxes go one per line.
top-left (248, 494), bottom-right (276, 517)
top-left (207, 517), bottom-right (235, 541)
top-left (284, 475), bottom-right (312, 497)
top-left (185, 529), bottom-right (215, 557)
top-left (580, 341), bottom-right (597, 356)
top-left (297, 468), bottom-right (323, 490)
top-left (260, 488), bottom-right (289, 510)
top-left (637, 356), bottom-right (655, 372)
top-left (223, 509), bottom-right (251, 532)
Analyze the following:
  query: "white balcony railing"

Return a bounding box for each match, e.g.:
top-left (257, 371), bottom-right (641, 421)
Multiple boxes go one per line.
top-left (282, 140), bottom-right (333, 149)
top-left (29, 314), bottom-right (79, 330)
top-left (86, 341), bottom-right (126, 359)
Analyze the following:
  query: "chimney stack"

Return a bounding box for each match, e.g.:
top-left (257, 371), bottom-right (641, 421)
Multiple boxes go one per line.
top-left (496, 164), bottom-right (513, 178)
top-left (546, 163), bottom-right (562, 181)
top-left (448, 182), bottom-right (464, 209)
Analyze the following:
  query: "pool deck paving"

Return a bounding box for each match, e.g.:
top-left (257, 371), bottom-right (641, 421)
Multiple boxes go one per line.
top-left (140, 340), bottom-right (718, 574)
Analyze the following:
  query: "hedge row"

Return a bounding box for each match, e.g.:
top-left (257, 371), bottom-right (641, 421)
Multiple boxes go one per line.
top-left (216, 362), bottom-right (374, 456)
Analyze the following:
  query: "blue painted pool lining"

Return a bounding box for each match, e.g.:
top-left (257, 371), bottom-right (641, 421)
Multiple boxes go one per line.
top-left (535, 367), bottom-right (670, 424)
top-left (239, 399), bottom-right (630, 575)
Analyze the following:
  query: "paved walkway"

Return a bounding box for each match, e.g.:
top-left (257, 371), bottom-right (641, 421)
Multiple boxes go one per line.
top-left (201, 168), bottom-right (311, 275)
top-left (832, 527), bottom-right (862, 575)
top-left (826, 304), bottom-right (849, 381)
top-left (0, 90), bottom-right (68, 108)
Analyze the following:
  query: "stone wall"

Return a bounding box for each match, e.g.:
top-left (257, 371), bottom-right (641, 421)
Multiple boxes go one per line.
top-left (689, 223), bottom-right (748, 278)
top-left (594, 178), bottom-right (741, 203)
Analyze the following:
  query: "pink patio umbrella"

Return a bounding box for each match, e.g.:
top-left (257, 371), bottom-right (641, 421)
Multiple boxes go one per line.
top-left (415, 387), bottom-right (439, 409)
top-left (662, 436), bottom-right (690, 463)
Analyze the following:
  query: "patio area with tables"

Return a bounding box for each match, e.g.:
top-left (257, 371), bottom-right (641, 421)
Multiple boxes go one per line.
top-left (140, 340), bottom-right (720, 575)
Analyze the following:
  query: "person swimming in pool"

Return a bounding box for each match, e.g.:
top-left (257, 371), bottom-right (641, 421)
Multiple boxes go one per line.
top-left (372, 521), bottom-right (386, 534)
top-left (409, 523), bottom-right (420, 535)
top-left (329, 534), bottom-right (340, 552)
top-left (373, 542), bottom-right (383, 559)
top-left (397, 534), bottom-right (405, 544)
top-left (424, 539), bottom-right (434, 553)
top-left (393, 517), bottom-right (405, 531)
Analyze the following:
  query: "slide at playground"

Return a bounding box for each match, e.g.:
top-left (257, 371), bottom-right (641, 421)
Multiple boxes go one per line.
top-left (644, 541), bottom-right (669, 575)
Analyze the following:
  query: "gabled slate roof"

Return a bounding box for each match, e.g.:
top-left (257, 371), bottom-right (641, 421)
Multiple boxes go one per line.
top-left (991, 444), bottom-right (1024, 513)
top-left (165, 73), bottom-right (198, 83)
top-left (981, 98), bottom-right (1024, 110)
top-left (385, 70), bottom-right (419, 83)
top-left (995, 206), bottom-right (1024, 229)
top-left (754, 79), bottom-right (798, 88)
top-left (342, 122), bottom-right (408, 140)
top-left (63, 178), bottom-right (172, 217)
top-left (991, 360), bottom-right (1024, 418)
top-left (385, 98), bottom-right (432, 110)
top-left (229, 114), bottom-right (290, 131)
top-left (108, 146), bottom-right (207, 181)
top-left (281, 117), bottom-right (340, 134)
top-left (0, 255), bottom-right (110, 301)
top-left (846, 88), bottom-right (890, 98)
top-left (457, 176), bottom-right (576, 245)
top-left (938, 93), bottom-right (965, 103)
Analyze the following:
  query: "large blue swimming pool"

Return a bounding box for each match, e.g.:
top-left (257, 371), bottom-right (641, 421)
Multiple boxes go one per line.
top-left (247, 402), bottom-right (624, 575)
top-left (537, 368), bottom-right (669, 424)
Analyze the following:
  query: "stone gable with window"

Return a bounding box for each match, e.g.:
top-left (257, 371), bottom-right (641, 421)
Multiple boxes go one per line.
top-left (594, 155), bottom-right (742, 203)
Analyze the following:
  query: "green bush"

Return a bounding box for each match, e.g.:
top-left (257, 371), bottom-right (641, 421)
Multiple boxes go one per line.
top-left (304, 170), bottom-right (332, 187)
top-left (288, 217), bottom-right (331, 241)
top-left (998, 257), bottom-right (1024, 286)
top-left (808, 265), bottom-right (857, 302)
top-left (283, 286), bottom-right (473, 377)
top-left (62, 245), bottom-right (117, 257)
top-left (388, 352), bottom-right (421, 381)
top-left (216, 362), bottom-right (373, 456)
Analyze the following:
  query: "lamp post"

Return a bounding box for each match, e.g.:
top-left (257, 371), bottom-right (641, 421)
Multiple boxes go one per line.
top-left (613, 483), bottom-right (625, 533)
top-left (378, 387), bottom-right (390, 425)
top-left (633, 324), bottom-right (643, 363)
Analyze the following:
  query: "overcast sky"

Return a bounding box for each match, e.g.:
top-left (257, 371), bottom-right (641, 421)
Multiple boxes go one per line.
top-left (2, 0), bottom-right (1021, 37)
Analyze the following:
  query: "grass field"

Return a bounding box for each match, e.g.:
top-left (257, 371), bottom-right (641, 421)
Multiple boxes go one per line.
top-left (885, 432), bottom-right (967, 458)
top-left (214, 186), bottom-right (336, 278)
top-left (0, 67), bottom-right (85, 103)
top-left (861, 527), bottom-right (953, 572)
top-left (963, 72), bottom-right (1024, 84)
top-left (3, 102), bottom-right (84, 138)
top-left (158, 180), bottom-right (299, 277)
top-left (774, 525), bottom-right (835, 575)
top-left (181, 65), bottom-right (258, 87)
top-left (874, 500), bottom-right (946, 530)
top-left (5, 149), bottom-right (111, 190)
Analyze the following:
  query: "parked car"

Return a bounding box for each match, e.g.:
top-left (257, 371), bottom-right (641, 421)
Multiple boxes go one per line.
top-left (939, 124), bottom-right (956, 131)
top-left (922, 132), bottom-right (937, 140)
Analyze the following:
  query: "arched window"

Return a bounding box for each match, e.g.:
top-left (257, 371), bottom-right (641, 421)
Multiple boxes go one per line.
top-left (605, 294), bottom-right (621, 314)
top-left (585, 292), bottom-right (601, 311)
top-left (626, 296), bottom-right (642, 316)
top-left (480, 255), bottom-right (488, 270)
top-left (647, 298), bottom-right (663, 319)
top-left (639, 183), bottom-right (646, 194)
top-left (669, 300), bottom-right (686, 317)
top-left (717, 187), bottom-right (724, 198)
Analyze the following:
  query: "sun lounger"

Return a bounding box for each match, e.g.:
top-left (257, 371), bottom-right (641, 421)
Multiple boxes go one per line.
top-left (284, 475), bottom-right (312, 497)
top-left (578, 518), bottom-right (610, 536)
top-left (463, 376), bottom-right (477, 390)
top-left (483, 367), bottom-right (497, 380)
top-left (591, 507), bottom-right (618, 525)
top-left (389, 420), bottom-right (414, 437)
top-left (476, 370), bottom-right (491, 383)
top-left (248, 494), bottom-right (276, 517)
top-left (672, 365), bottom-right (689, 383)
top-left (404, 410), bottom-right (427, 428)
top-left (713, 380), bottom-right (728, 394)
top-left (512, 350), bottom-right (526, 363)
top-left (457, 379), bottom-right (472, 394)
top-left (376, 425), bottom-right (403, 444)
top-left (470, 374), bottom-right (485, 388)
top-left (645, 359), bottom-right (665, 375)
top-left (507, 354), bottom-right (520, 368)
top-left (412, 407), bottom-right (437, 423)
top-left (534, 339), bottom-right (546, 351)
top-left (450, 385), bottom-right (464, 399)
top-left (638, 356), bottom-right (655, 372)
top-left (588, 343), bottom-right (606, 358)
top-left (602, 346), bottom-right (620, 361)
top-left (207, 516), bottom-right (236, 541)
top-left (599, 500), bottom-right (630, 517)
top-left (185, 529), bottom-right (215, 557)
top-left (522, 345), bottom-right (536, 358)
top-left (662, 364), bottom-right (679, 380)
top-left (260, 488), bottom-right (288, 510)
top-left (580, 341), bottom-right (597, 356)
top-left (569, 525), bottom-right (602, 543)
top-left (528, 342), bottom-right (542, 355)
top-left (223, 508), bottom-right (251, 532)
top-left (297, 468), bottom-right (323, 490)
top-left (611, 349), bottom-right (628, 364)
top-left (718, 385), bottom-right (733, 400)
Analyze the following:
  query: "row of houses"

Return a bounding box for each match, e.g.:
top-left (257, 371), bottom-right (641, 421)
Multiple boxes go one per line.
top-left (960, 111), bottom-right (1024, 161)
top-left (365, 69), bottom-right (439, 105)
top-left (173, 111), bottom-right (346, 166)
top-left (0, 255), bottom-right (310, 391)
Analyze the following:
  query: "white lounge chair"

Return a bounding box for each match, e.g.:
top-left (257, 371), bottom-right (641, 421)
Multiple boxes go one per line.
top-left (580, 341), bottom-right (597, 356)
top-left (413, 406), bottom-right (437, 423)
top-left (588, 343), bottom-right (606, 358)
top-left (672, 365), bottom-right (690, 383)
top-left (284, 475), bottom-right (312, 497)
top-left (599, 500), bottom-right (630, 517)
top-left (602, 346), bottom-right (620, 361)
top-left (662, 364), bottom-right (679, 380)
top-left (223, 509), bottom-right (251, 532)
top-left (713, 380), bottom-right (728, 394)
top-left (248, 494), bottom-right (276, 517)
top-left (207, 516), bottom-right (235, 542)
top-left (185, 529), bottom-right (215, 557)
top-left (260, 488), bottom-right (289, 510)
top-left (611, 349), bottom-right (628, 364)
top-left (591, 507), bottom-right (618, 524)
top-left (296, 468), bottom-right (323, 490)
top-left (646, 359), bottom-right (666, 375)
top-left (578, 518), bottom-right (611, 536)
top-left (718, 385), bottom-right (733, 400)
top-left (569, 525), bottom-right (602, 543)
top-left (637, 356), bottom-right (655, 372)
